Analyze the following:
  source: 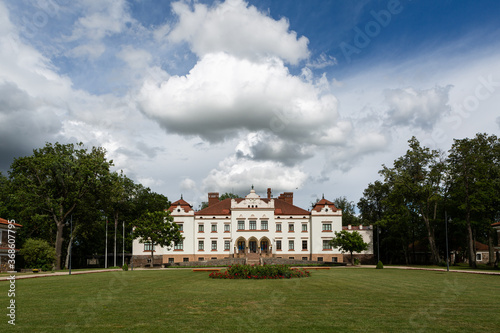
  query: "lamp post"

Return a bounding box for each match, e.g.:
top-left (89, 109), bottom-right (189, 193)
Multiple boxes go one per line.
top-left (66, 215), bottom-right (73, 275)
top-left (445, 215), bottom-right (451, 272)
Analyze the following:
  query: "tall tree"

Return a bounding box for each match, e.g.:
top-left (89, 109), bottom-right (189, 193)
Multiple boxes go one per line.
top-left (133, 210), bottom-right (183, 267)
top-left (333, 196), bottom-right (360, 226)
top-left (9, 142), bottom-right (112, 269)
top-left (379, 137), bottom-right (445, 264)
top-left (447, 133), bottom-right (500, 268)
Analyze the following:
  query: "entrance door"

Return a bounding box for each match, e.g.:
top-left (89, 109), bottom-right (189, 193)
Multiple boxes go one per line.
top-left (249, 240), bottom-right (257, 253)
top-left (261, 240), bottom-right (269, 253)
top-left (237, 240), bottom-right (245, 253)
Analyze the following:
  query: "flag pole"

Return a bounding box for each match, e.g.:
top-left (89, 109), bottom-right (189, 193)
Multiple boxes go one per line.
top-left (105, 218), bottom-right (108, 269)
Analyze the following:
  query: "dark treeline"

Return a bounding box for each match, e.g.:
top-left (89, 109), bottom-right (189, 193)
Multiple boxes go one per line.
top-left (358, 133), bottom-right (500, 268)
top-left (0, 142), bottom-right (170, 270)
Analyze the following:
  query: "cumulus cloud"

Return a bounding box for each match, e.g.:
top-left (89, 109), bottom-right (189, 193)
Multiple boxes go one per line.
top-left (138, 52), bottom-right (340, 144)
top-left (168, 0), bottom-right (309, 64)
top-left (202, 155), bottom-right (308, 194)
top-left (235, 132), bottom-right (314, 166)
top-left (384, 85), bottom-right (452, 130)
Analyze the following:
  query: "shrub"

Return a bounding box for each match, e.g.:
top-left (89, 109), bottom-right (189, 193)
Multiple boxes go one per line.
top-left (122, 264), bottom-right (129, 271)
top-left (353, 258), bottom-right (360, 266)
top-left (209, 264), bottom-right (311, 279)
top-left (20, 239), bottom-right (56, 271)
top-left (438, 260), bottom-right (446, 267)
top-left (376, 261), bottom-right (384, 269)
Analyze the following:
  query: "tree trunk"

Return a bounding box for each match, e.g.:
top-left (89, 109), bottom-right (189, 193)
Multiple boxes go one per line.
top-left (150, 249), bottom-right (154, 268)
top-left (465, 212), bottom-right (476, 268)
top-left (488, 229), bottom-right (495, 266)
top-left (422, 215), bottom-right (440, 264)
top-left (64, 232), bottom-right (74, 269)
top-left (55, 221), bottom-right (64, 270)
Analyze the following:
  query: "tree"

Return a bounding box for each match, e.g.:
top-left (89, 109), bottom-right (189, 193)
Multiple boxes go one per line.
top-left (9, 142), bottom-right (112, 269)
top-left (379, 137), bottom-right (445, 265)
top-left (19, 238), bottom-right (56, 271)
top-left (447, 133), bottom-right (500, 268)
top-left (133, 210), bottom-right (183, 267)
top-left (333, 196), bottom-right (360, 226)
top-left (199, 192), bottom-right (240, 210)
top-left (330, 230), bottom-right (368, 265)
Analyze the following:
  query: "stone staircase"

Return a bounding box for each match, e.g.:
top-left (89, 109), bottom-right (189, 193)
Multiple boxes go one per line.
top-left (246, 253), bottom-right (260, 266)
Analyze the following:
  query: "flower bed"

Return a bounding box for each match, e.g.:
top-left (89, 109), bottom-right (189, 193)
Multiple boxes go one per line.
top-left (209, 264), bottom-right (310, 279)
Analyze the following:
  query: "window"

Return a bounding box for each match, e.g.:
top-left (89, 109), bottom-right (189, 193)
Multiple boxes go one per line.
top-left (261, 220), bottom-right (268, 230)
top-left (168, 258), bottom-right (174, 264)
top-left (302, 224), bottom-right (307, 232)
top-left (177, 224), bottom-right (183, 232)
top-left (302, 240), bottom-right (307, 250)
top-left (302, 257), bottom-right (308, 261)
top-left (476, 253), bottom-right (482, 261)
top-left (289, 257), bottom-right (295, 260)
top-left (174, 240), bottom-right (183, 250)
top-left (224, 240), bottom-right (230, 251)
top-left (144, 242), bottom-right (154, 251)
top-left (289, 223), bottom-right (294, 232)
top-left (318, 257), bottom-right (323, 262)
top-left (211, 240), bottom-right (217, 250)
top-left (224, 224), bottom-right (230, 232)
top-left (276, 240), bottom-right (282, 250)
top-left (211, 224), bottom-right (217, 232)
top-left (322, 223), bottom-right (332, 231)
top-left (198, 240), bottom-right (204, 251)
top-left (198, 224), bottom-right (204, 232)
top-left (238, 220), bottom-right (245, 230)
top-left (332, 257), bottom-right (338, 263)
top-left (276, 224), bottom-right (282, 232)
top-left (323, 240), bottom-right (332, 250)
top-left (198, 257), bottom-right (204, 261)
top-left (289, 240), bottom-right (294, 250)
top-left (249, 220), bottom-right (256, 230)
top-left (183, 258), bottom-right (189, 262)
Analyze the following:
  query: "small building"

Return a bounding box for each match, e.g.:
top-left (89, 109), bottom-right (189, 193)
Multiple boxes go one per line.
top-left (0, 218), bottom-right (22, 272)
top-left (132, 188), bottom-right (374, 267)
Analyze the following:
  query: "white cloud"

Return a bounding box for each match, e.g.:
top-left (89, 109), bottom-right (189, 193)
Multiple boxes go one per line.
top-left (138, 52), bottom-right (340, 145)
top-left (67, 0), bottom-right (133, 41)
top-left (168, 0), bottom-right (309, 64)
top-left (384, 85), bottom-right (452, 130)
top-left (202, 155), bottom-right (308, 193)
top-left (67, 42), bottom-right (105, 59)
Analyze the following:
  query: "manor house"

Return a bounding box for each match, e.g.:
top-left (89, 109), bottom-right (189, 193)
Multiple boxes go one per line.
top-left (132, 188), bottom-right (373, 266)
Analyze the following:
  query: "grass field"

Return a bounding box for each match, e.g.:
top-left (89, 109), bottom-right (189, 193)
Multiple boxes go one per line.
top-left (2, 267), bottom-right (499, 332)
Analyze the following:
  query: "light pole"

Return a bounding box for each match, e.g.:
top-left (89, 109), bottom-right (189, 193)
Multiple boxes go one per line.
top-left (66, 215), bottom-right (73, 275)
top-left (445, 215), bottom-right (451, 272)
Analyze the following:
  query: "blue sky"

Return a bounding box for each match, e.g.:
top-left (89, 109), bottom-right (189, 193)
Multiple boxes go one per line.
top-left (1, 0), bottom-right (500, 210)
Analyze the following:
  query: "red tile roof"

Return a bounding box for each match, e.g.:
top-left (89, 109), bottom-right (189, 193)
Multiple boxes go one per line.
top-left (492, 221), bottom-right (500, 227)
top-left (0, 217), bottom-right (22, 227)
top-left (195, 197), bottom-right (311, 216)
top-left (168, 198), bottom-right (193, 213)
top-left (311, 198), bottom-right (339, 212)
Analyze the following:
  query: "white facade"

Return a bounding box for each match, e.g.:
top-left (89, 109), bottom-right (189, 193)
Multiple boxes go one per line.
top-left (132, 189), bottom-right (373, 266)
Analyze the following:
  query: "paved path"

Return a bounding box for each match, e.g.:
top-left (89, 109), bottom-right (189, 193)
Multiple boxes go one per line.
top-left (0, 269), bottom-right (121, 281)
top-left (360, 265), bottom-right (500, 275)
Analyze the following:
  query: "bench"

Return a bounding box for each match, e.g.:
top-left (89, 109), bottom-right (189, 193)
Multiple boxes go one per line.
top-left (192, 268), bottom-right (221, 272)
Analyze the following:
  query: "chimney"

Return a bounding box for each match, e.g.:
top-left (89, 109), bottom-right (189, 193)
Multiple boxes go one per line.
top-left (267, 188), bottom-right (272, 199)
top-left (208, 192), bottom-right (219, 207)
top-left (278, 192), bottom-right (293, 205)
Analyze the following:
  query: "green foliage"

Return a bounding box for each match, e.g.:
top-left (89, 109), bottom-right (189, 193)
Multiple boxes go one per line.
top-left (353, 258), bottom-right (360, 265)
top-left (333, 196), bottom-right (360, 226)
top-left (330, 230), bottom-right (368, 265)
top-left (122, 263), bottom-right (128, 271)
top-left (209, 264), bottom-right (310, 279)
top-left (134, 210), bottom-right (183, 267)
top-left (219, 192), bottom-right (240, 200)
top-left (376, 261), bottom-right (384, 269)
top-left (9, 142), bottom-right (113, 269)
top-left (20, 238), bottom-right (56, 271)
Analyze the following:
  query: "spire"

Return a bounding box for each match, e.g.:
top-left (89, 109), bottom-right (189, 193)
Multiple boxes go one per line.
top-left (181, 194), bottom-right (183, 200)
top-left (251, 184), bottom-right (254, 190)
top-left (322, 193), bottom-right (324, 199)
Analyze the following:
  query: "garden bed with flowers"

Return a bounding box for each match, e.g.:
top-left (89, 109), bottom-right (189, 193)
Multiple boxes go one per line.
top-left (208, 264), bottom-right (310, 279)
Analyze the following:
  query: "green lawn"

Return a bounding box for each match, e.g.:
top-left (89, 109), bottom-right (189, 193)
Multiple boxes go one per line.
top-left (2, 268), bottom-right (499, 332)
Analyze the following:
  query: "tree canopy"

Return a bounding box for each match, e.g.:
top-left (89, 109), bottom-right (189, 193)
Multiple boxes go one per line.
top-left (133, 210), bottom-right (183, 267)
top-left (330, 230), bottom-right (368, 264)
